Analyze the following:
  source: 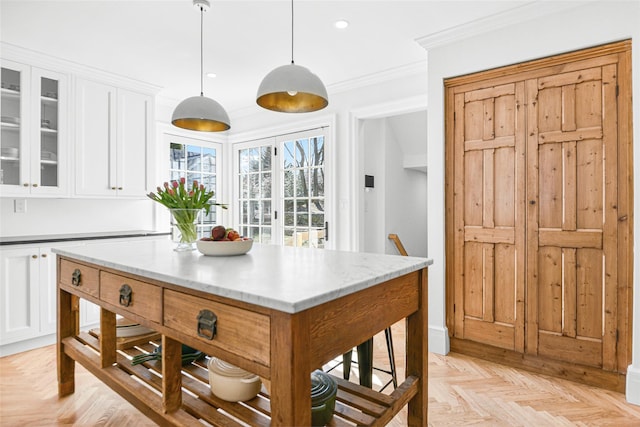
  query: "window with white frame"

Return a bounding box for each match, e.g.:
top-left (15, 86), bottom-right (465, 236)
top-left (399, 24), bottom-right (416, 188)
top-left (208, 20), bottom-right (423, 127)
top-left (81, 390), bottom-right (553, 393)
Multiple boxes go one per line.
top-left (234, 128), bottom-right (330, 248)
top-left (168, 134), bottom-right (224, 238)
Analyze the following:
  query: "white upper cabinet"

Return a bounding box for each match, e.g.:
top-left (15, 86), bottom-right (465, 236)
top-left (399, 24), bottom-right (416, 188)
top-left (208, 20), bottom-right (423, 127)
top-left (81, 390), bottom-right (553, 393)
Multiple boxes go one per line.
top-left (1, 60), bottom-right (68, 196)
top-left (117, 89), bottom-right (152, 197)
top-left (75, 78), bottom-right (153, 198)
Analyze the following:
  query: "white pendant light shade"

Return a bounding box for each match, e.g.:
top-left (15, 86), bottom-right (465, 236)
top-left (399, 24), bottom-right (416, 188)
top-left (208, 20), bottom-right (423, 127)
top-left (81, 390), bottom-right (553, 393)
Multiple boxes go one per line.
top-left (172, 95), bottom-right (230, 132)
top-left (171, 0), bottom-right (230, 132)
top-left (256, 63), bottom-right (328, 113)
top-left (256, 0), bottom-right (328, 113)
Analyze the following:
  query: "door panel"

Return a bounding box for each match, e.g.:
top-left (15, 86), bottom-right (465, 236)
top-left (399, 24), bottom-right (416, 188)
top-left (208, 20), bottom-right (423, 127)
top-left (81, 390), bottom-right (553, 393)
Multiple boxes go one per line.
top-left (528, 63), bottom-right (617, 369)
top-left (453, 82), bottom-right (526, 352)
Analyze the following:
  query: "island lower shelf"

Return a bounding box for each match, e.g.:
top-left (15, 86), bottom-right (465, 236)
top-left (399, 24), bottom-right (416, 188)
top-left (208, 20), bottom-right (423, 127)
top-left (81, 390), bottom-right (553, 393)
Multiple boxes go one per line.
top-left (62, 331), bottom-right (418, 426)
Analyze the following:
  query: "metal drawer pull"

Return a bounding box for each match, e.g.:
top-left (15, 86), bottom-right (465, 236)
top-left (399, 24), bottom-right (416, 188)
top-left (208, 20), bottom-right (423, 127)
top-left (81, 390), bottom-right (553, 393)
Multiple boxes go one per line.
top-left (197, 309), bottom-right (217, 340)
top-left (71, 269), bottom-right (82, 286)
top-left (119, 284), bottom-right (133, 307)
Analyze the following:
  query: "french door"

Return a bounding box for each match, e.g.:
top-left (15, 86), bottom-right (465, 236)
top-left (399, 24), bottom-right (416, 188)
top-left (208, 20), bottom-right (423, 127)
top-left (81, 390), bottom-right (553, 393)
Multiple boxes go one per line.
top-left (234, 128), bottom-right (330, 248)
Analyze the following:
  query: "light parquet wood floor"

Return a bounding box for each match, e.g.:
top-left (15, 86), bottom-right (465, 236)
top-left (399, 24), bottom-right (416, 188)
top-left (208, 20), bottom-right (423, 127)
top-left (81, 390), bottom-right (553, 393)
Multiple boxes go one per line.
top-left (1, 322), bottom-right (639, 426)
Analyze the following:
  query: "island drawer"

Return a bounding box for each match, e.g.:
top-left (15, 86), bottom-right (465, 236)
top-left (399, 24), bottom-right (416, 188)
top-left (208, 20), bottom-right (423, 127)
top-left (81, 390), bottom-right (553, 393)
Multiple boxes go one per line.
top-left (163, 289), bottom-right (271, 367)
top-left (59, 259), bottom-right (100, 298)
top-left (100, 272), bottom-right (162, 323)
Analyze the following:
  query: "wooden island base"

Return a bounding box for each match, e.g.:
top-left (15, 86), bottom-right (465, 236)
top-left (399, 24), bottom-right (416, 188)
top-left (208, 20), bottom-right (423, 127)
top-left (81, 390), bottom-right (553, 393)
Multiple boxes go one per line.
top-left (55, 243), bottom-right (429, 426)
top-left (62, 331), bottom-right (418, 426)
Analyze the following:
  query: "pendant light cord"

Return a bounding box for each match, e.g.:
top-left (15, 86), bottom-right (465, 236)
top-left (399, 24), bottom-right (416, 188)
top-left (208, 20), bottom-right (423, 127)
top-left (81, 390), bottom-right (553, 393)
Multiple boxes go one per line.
top-left (290, 0), bottom-right (294, 64)
top-left (200, 5), bottom-right (204, 96)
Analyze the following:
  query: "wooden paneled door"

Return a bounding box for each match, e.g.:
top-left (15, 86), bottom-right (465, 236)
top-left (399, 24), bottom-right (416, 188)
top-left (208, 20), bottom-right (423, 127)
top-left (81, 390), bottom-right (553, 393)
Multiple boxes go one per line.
top-left (445, 41), bottom-right (633, 390)
top-left (526, 64), bottom-right (619, 370)
top-left (451, 82), bottom-right (526, 353)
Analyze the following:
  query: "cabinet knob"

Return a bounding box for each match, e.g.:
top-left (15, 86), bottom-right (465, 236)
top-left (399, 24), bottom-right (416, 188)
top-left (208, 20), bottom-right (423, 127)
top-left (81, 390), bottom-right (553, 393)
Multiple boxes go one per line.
top-left (111, 187), bottom-right (117, 190)
top-left (41, 254), bottom-right (47, 258)
top-left (23, 183), bottom-right (29, 187)
top-left (32, 254), bottom-right (38, 259)
top-left (118, 187), bottom-right (123, 190)
top-left (32, 183), bottom-right (38, 187)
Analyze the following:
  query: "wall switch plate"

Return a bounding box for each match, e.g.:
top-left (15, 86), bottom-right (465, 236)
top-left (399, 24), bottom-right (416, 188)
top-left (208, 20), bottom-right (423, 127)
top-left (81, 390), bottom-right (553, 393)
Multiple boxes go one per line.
top-left (14, 199), bottom-right (26, 213)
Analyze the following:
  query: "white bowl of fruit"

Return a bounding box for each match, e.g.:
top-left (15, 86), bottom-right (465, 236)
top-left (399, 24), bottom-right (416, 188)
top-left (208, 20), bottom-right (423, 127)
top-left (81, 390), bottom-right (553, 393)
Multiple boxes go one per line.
top-left (196, 226), bottom-right (253, 256)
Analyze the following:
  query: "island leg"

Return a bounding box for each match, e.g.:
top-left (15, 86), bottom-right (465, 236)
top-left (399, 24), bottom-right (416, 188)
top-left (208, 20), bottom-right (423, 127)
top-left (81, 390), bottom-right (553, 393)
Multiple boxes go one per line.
top-left (270, 311), bottom-right (312, 426)
top-left (162, 335), bottom-right (183, 413)
top-left (57, 287), bottom-right (77, 396)
top-left (100, 308), bottom-right (117, 368)
top-left (406, 267), bottom-right (429, 425)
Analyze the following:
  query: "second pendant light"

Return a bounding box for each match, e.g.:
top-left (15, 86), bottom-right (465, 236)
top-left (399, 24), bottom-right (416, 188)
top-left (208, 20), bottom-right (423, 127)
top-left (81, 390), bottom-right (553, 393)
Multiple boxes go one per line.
top-left (256, 0), bottom-right (329, 113)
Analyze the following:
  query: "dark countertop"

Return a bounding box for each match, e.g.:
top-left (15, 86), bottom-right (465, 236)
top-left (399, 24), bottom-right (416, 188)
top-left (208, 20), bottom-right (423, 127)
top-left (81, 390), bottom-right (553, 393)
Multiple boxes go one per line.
top-left (0, 230), bottom-right (170, 246)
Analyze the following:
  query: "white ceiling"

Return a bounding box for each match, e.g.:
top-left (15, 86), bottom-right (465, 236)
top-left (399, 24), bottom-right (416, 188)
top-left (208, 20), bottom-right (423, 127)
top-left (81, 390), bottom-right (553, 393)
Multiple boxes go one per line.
top-left (1, 0), bottom-right (530, 113)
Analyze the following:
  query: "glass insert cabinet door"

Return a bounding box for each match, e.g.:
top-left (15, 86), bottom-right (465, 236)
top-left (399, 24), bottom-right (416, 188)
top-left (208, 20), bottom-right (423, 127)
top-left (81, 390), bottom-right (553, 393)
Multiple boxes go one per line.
top-left (1, 60), bottom-right (66, 195)
top-left (37, 74), bottom-right (62, 190)
top-left (0, 62), bottom-right (27, 188)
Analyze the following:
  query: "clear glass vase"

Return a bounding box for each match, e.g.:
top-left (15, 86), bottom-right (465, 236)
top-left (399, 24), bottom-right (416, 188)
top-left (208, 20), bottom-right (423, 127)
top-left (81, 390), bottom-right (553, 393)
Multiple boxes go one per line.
top-left (170, 208), bottom-right (201, 252)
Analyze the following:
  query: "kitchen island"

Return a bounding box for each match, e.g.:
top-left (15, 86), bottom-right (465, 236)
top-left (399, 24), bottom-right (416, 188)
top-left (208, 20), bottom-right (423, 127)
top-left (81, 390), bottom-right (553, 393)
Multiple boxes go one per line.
top-left (54, 240), bottom-right (431, 426)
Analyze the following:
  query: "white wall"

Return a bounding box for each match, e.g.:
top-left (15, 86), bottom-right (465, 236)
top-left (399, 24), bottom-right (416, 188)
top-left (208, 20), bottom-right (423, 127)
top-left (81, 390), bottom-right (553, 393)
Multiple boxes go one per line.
top-left (384, 123), bottom-right (428, 258)
top-left (423, 0), bottom-right (640, 404)
top-left (359, 115), bottom-right (428, 258)
top-left (362, 119), bottom-right (385, 254)
top-left (0, 197), bottom-right (157, 236)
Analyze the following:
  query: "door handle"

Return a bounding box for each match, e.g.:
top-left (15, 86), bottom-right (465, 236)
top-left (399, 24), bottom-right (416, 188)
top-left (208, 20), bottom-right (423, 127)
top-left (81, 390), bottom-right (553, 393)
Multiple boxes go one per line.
top-left (197, 309), bottom-right (217, 340)
top-left (71, 269), bottom-right (82, 286)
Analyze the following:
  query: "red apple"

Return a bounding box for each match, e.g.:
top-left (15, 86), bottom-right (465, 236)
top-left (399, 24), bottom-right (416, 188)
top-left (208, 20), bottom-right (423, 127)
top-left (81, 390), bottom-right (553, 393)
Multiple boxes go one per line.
top-left (211, 225), bottom-right (226, 240)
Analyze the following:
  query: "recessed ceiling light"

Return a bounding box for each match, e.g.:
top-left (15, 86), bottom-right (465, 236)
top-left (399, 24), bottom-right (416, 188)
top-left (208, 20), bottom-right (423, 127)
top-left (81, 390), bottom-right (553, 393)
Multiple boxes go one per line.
top-left (334, 20), bottom-right (349, 29)
top-left (206, 72), bottom-right (217, 78)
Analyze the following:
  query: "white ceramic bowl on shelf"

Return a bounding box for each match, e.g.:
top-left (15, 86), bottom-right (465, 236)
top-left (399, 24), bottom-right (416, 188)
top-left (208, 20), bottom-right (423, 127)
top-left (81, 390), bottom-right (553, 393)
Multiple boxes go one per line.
top-left (207, 357), bottom-right (262, 402)
top-left (115, 317), bottom-right (155, 337)
top-left (196, 238), bottom-right (253, 256)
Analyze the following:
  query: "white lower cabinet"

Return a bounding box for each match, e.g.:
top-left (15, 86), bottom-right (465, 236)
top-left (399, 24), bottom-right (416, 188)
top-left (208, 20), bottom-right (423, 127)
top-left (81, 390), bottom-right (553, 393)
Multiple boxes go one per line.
top-left (0, 244), bottom-right (76, 348)
top-left (0, 234), bottom-right (168, 356)
top-left (79, 299), bottom-right (101, 327)
top-left (0, 246), bottom-right (41, 345)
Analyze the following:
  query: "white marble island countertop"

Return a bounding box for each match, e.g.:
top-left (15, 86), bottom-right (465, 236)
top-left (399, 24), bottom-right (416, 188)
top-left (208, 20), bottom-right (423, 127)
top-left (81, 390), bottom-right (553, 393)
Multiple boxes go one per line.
top-left (53, 239), bottom-right (432, 314)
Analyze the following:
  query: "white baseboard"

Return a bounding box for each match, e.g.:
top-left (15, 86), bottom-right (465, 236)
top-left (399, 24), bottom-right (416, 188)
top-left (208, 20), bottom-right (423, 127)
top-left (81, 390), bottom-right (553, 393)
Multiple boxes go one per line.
top-left (0, 322), bottom-right (100, 358)
top-left (428, 325), bottom-right (450, 355)
top-left (0, 333), bottom-right (56, 357)
top-left (627, 364), bottom-right (640, 406)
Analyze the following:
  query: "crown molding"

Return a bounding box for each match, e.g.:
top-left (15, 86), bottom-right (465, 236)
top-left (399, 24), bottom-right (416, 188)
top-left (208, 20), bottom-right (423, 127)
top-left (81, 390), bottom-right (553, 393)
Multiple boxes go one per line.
top-left (417, 0), bottom-right (598, 51)
top-left (350, 95), bottom-right (427, 120)
top-left (327, 60), bottom-right (427, 95)
top-left (0, 42), bottom-right (161, 94)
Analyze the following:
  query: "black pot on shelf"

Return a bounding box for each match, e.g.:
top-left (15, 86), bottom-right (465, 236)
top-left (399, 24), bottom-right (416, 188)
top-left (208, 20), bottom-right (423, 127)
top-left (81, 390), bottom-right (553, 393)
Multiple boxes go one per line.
top-left (310, 370), bottom-right (337, 426)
